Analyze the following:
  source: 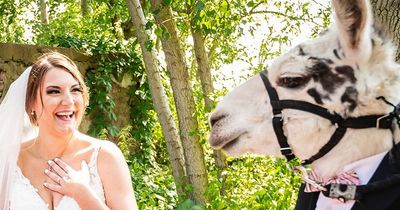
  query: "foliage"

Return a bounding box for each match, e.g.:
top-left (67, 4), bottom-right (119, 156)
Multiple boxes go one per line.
top-left (175, 199), bottom-right (205, 210)
top-left (0, 1), bottom-right (29, 43)
top-left (117, 123), bottom-right (302, 210)
top-left (132, 162), bottom-right (178, 209)
top-left (175, 0), bottom-right (332, 88)
top-left (206, 157), bottom-right (301, 209)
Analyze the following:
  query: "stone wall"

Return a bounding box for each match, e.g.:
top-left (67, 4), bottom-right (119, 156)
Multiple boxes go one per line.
top-left (0, 43), bottom-right (95, 99)
top-left (0, 43), bottom-right (133, 134)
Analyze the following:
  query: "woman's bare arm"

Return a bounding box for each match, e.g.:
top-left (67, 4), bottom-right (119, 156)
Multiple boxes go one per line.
top-left (96, 141), bottom-right (138, 210)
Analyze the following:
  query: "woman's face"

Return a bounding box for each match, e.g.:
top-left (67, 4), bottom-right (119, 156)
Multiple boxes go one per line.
top-left (33, 67), bottom-right (84, 135)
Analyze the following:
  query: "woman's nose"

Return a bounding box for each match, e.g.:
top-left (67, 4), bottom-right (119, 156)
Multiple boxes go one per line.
top-left (61, 92), bottom-right (74, 105)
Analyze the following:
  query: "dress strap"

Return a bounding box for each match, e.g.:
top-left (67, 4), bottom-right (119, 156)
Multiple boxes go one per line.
top-left (88, 144), bottom-right (102, 168)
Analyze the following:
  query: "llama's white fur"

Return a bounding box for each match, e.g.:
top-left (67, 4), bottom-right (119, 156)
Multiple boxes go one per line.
top-left (209, 0), bottom-right (400, 180)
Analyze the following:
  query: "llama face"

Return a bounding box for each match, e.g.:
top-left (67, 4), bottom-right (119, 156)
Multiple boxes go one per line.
top-left (209, 0), bottom-right (400, 159)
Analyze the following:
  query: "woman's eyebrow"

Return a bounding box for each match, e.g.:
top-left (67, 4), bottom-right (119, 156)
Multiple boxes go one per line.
top-left (45, 84), bottom-right (80, 89)
top-left (46, 85), bottom-right (60, 89)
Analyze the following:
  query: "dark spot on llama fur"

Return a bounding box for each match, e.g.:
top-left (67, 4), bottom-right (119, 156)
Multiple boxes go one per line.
top-left (309, 57), bottom-right (333, 64)
top-left (335, 66), bottom-right (356, 83)
top-left (307, 88), bottom-right (323, 104)
top-left (341, 87), bottom-right (358, 112)
top-left (333, 49), bottom-right (341, 60)
top-left (307, 57), bottom-right (346, 93)
top-left (298, 46), bottom-right (307, 56)
top-left (337, 41), bottom-right (346, 58)
top-left (319, 29), bottom-right (329, 36)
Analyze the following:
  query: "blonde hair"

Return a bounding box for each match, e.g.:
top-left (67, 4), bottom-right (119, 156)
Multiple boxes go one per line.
top-left (25, 52), bottom-right (89, 125)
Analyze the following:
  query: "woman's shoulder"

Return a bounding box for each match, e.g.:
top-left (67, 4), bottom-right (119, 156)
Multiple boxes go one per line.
top-left (75, 132), bottom-right (123, 160)
top-left (20, 139), bottom-right (35, 150)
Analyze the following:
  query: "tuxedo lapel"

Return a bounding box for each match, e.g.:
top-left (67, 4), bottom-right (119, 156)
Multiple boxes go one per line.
top-left (352, 153), bottom-right (400, 210)
top-left (294, 184), bottom-right (319, 210)
top-left (294, 151), bottom-right (400, 210)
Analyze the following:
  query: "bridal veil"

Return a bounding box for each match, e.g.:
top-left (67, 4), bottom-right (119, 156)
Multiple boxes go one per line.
top-left (0, 67), bottom-right (38, 210)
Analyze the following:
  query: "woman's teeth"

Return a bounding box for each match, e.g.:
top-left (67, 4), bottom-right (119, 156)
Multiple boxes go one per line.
top-left (56, 112), bottom-right (74, 120)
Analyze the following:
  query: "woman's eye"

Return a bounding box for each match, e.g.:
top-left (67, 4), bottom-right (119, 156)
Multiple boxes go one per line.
top-left (72, 88), bottom-right (83, 93)
top-left (277, 77), bottom-right (308, 88)
top-left (46, 89), bottom-right (60, 94)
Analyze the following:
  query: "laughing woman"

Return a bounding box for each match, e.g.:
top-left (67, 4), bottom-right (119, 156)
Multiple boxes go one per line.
top-left (0, 52), bottom-right (138, 210)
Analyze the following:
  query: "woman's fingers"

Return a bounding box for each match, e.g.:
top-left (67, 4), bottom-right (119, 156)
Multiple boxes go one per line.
top-left (44, 159), bottom-right (86, 198)
top-left (48, 159), bottom-right (69, 177)
top-left (54, 158), bottom-right (74, 173)
top-left (44, 169), bottom-right (63, 184)
top-left (44, 182), bottom-right (62, 194)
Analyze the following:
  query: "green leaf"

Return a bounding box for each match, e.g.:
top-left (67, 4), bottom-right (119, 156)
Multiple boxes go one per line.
top-left (154, 27), bottom-right (163, 38)
top-left (145, 21), bottom-right (154, 30)
top-left (247, 1), bottom-right (255, 7)
top-left (145, 40), bottom-right (154, 51)
top-left (195, 1), bottom-right (205, 11)
top-left (162, 0), bottom-right (172, 6)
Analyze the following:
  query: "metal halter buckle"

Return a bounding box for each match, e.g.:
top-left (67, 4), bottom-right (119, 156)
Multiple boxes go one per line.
top-left (328, 183), bottom-right (356, 202)
top-left (280, 147), bottom-right (293, 155)
top-left (376, 114), bottom-right (390, 128)
top-left (293, 166), bottom-right (327, 191)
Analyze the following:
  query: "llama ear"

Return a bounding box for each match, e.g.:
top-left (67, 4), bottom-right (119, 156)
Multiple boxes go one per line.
top-left (332, 0), bottom-right (372, 61)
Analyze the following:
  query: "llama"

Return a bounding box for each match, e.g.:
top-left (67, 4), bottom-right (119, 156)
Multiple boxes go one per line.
top-left (209, 0), bottom-right (400, 209)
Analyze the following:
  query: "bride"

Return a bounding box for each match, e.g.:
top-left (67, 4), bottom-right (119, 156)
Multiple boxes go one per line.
top-left (0, 52), bottom-right (138, 210)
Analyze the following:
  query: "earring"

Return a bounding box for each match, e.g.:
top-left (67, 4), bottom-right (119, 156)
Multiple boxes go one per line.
top-left (30, 110), bottom-right (38, 126)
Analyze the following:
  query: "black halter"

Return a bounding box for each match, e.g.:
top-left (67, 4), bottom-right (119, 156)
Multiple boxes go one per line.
top-left (259, 71), bottom-right (394, 164)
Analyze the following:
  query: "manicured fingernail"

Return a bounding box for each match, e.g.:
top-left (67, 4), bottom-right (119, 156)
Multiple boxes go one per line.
top-left (48, 160), bottom-right (52, 165)
top-left (55, 158), bottom-right (60, 162)
top-left (44, 183), bottom-right (48, 187)
top-left (44, 169), bottom-right (49, 174)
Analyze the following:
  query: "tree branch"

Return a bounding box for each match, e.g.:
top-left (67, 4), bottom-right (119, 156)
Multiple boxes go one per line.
top-left (248, 2), bottom-right (263, 15)
top-left (311, 0), bottom-right (329, 9)
top-left (249, 10), bottom-right (323, 27)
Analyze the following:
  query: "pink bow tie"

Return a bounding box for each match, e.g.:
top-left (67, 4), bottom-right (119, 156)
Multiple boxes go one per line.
top-left (303, 169), bottom-right (360, 192)
top-left (295, 166), bottom-right (360, 202)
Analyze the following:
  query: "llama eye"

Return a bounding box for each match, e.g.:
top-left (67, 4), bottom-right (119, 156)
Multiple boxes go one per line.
top-left (277, 77), bottom-right (308, 88)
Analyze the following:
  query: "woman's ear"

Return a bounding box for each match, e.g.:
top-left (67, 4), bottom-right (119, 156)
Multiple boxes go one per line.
top-left (331, 0), bottom-right (372, 62)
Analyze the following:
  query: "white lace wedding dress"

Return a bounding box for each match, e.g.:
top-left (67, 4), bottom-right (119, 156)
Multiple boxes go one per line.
top-left (9, 146), bottom-right (105, 210)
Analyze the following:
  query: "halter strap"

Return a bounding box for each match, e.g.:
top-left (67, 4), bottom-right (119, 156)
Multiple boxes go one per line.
top-left (261, 71), bottom-right (295, 161)
top-left (259, 71), bottom-right (393, 164)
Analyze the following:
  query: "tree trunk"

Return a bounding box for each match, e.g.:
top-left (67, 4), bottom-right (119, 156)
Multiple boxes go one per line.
top-left (81, 0), bottom-right (90, 17)
top-left (191, 30), bottom-right (214, 111)
top-left (371, 0), bottom-right (400, 61)
top-left (39, 0), bottom-right (49, 24)
top-left (126, 0), bottom-right (187, 196)
top-left (151, 0), bottom-right (208, 204)
top-left (191, 28), bottom-right (228, 195)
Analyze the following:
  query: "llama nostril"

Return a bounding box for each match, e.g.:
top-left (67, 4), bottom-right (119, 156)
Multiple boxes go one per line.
top-left (210, 114), bottom-right (227, 127)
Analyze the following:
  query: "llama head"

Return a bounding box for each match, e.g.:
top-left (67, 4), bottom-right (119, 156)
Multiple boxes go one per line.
top-left (209, 0), bottom-right (400, 160)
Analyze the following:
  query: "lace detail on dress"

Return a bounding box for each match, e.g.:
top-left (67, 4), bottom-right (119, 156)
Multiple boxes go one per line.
top-left (10, 144), bottom-right (105, 210)
top-left (87, 145), bottom-right (106, 203)
top-left (9, 167), bottom-right (49, 210)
